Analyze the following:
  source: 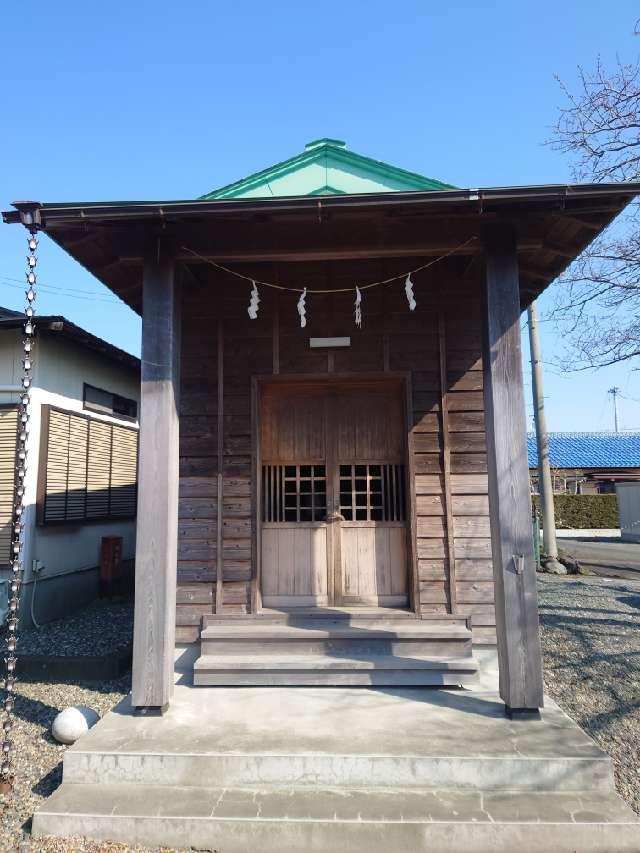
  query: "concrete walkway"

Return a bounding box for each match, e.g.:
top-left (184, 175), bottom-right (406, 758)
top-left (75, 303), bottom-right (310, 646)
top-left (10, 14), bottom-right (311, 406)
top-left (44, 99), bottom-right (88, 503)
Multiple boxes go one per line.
top-left (31, 652), bottom-right (639, 852)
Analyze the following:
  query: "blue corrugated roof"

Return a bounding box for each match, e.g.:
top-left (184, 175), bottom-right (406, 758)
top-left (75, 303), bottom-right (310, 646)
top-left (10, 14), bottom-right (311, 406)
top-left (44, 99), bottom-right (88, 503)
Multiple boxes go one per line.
top-left (527, 432), bottom-right (640, 469)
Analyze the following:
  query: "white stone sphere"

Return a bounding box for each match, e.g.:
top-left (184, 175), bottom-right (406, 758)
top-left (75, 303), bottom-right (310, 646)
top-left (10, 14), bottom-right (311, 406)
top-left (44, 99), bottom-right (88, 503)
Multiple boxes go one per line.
top-left (52, 705), bottom-right (99, 745)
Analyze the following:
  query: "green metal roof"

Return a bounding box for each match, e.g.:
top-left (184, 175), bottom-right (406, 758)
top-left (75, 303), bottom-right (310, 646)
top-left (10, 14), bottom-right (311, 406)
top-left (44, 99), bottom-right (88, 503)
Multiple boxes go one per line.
top-left (201, 138), bottom-right (455, 199)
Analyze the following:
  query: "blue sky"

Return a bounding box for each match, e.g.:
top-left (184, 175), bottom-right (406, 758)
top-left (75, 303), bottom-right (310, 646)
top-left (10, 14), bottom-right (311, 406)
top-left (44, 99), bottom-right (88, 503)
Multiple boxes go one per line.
top-left (2, 1), bottom-right (639, 430)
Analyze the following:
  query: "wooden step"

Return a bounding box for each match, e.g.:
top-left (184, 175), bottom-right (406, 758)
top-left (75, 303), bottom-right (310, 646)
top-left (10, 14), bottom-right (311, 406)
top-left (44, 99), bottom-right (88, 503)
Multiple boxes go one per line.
top-left (201, 623), bottom-right (473, 640)
top-left (196, 613), bottom-right (475, 685)
top-left (202, 609), bottom-right (469, 629)
top-left (193, 653), bottom-right (478, 686)
top-left (199, 618), bottom-right (473, 660)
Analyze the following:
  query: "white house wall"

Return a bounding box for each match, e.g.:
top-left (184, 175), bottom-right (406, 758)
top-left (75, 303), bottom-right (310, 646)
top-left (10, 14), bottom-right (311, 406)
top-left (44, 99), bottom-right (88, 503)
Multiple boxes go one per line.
top-left (0, 329), bottom-right (24, 395)
top-left (0, 329), bottom-right (140, 624)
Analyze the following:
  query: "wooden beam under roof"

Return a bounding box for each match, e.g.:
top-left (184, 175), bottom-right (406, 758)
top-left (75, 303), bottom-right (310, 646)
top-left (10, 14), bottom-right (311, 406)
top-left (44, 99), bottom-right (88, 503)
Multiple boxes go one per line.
top-left (26, 182), bottom-right (639, 316)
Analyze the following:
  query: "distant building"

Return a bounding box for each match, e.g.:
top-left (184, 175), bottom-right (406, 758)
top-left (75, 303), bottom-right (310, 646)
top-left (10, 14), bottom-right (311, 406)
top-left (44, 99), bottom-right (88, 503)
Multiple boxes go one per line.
top-left (0, 307), bottom-right (139, 626)
top-left (527, 432), bottom-right (640, 494)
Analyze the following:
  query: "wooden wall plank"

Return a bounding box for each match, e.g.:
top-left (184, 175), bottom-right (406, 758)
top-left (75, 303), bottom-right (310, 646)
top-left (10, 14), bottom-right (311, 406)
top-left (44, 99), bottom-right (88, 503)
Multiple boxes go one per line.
top-left (417, 517), bottom-right (446, 538)
top-left (418, 559), bottom-right (447, 580)
top-left (451, 453), bottom-right (487, 473)
top-left (415, 474), bottom-right (445, 494)
top-left (447, 392), bottom-right (484, 411)
top-left (438, 309), bottom-right (456, 614)
top-left (414, 454), bottom-right (442, 474)
top-left (450, 474), bottom-right (488, 494)
top-left (451, 495), bottom-right (489, 515)
top-left (417, 538), bottom-right (446, 559)
top-left (176, 584), bottom-right (214, 605)
top-left (450, 433), bottom-right (487, 453)
top-left (456, 581), bottom-right (495, 604)
top-left (454, 537), bottom-right (493, 558)
top-left (449, 412), bottom-right (485, 432)
top-left (174, 264), bottom-right (498, 645)
top-left (416, 495), bottom-right (444, 515)
top-left (455, 558), bottom-right (494, 580)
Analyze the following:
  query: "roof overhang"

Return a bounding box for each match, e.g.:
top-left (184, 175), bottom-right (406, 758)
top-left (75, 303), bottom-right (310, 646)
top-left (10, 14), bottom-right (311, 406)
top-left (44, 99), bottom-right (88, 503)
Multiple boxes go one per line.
top-left (0, 315), bottom-right (139, 371)
top-left (4, 183), bottom-right (639, 315)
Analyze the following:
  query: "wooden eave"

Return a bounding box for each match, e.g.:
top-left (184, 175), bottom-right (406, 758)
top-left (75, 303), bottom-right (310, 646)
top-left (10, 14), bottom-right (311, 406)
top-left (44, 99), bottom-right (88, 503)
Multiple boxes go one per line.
top-left (3, 183), bottom-right (639, 315)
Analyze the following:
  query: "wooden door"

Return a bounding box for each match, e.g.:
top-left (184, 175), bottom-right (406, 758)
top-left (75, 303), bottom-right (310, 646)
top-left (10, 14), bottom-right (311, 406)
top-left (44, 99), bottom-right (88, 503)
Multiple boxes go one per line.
top-left (259, 380), bottom-right (408, 608)
top-left (332, 384), bottom-right (408, 606)
top-left (260, 384), bottom-right (330, 607)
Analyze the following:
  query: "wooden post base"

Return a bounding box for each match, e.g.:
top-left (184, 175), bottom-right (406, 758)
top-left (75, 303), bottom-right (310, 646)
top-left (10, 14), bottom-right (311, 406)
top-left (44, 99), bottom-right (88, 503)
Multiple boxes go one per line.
top-left (132, 705), bottom-right (168, 717)
top-left (505, 706), bottom-right (542, 721)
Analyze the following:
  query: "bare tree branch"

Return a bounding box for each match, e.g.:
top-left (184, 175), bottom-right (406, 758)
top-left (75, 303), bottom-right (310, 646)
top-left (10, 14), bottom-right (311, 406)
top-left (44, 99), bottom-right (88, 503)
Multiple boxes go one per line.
top-left (549, 45), bottom-right (640, 369)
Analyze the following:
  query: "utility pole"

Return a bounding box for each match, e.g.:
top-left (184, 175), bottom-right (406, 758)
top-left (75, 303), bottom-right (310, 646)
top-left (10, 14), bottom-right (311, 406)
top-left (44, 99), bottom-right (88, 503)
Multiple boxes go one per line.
top-left (608, 386), bottom-right (620, 433)
top-left (527, 300), bottom-right (563, 572)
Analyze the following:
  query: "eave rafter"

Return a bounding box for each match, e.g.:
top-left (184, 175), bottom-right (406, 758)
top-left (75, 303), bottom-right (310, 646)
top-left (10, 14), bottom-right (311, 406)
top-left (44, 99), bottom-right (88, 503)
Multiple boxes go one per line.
top-left (3, 183), bottom-right (638, 316)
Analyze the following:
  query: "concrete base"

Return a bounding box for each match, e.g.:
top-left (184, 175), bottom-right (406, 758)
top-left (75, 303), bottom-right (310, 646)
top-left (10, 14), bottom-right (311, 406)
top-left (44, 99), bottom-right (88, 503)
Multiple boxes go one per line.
top-left (32, 670), bottom-right (639, 851)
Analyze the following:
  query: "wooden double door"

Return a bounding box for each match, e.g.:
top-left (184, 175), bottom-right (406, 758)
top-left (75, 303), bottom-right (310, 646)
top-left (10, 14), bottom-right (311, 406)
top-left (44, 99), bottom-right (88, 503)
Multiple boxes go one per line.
top-left (260, 379), bottom-right (409, 609)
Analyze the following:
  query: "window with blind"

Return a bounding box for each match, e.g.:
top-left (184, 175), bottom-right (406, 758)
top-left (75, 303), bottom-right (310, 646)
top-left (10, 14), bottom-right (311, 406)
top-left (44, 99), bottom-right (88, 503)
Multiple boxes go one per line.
top-left (83, 383), bottom-right (137, 421)
top-left (38, 406), bottom-right (138, 525)
top-left (0, 407), bottom-right (18, 564)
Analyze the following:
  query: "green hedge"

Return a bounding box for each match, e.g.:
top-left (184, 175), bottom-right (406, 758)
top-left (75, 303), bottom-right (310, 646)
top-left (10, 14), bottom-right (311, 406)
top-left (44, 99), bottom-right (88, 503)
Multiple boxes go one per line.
top-left (532, 494), bottom-right (619, 529)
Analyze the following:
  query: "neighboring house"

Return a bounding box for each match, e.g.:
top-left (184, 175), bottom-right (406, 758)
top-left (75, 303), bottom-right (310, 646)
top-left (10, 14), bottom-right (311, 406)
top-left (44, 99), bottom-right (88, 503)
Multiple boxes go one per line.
top-left (527, 431), bottom-right (640, 494)
top-left (5, 140), bottom-right (640, 847)
top-left (0, 306), bottom-right (139, 627)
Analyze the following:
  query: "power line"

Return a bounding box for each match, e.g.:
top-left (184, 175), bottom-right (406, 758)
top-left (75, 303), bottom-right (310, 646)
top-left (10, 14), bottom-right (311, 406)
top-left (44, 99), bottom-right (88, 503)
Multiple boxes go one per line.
top-left (618, 391), bottom-right (640, 404)
top-left (1, 276), bottom-right (119, 304)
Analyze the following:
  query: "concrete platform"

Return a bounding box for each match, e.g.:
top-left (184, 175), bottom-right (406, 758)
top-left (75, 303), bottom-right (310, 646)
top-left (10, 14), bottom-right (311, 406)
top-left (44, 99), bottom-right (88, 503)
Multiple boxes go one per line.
top-left (32, 668), bottom-right (640, 851)
top-left (35, 784), bottom-right (639, 853)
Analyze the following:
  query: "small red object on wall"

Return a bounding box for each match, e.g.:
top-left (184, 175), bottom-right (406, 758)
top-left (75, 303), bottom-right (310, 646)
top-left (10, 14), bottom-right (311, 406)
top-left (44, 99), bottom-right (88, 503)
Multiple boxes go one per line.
top-left (100, 536), bottom-right (123, 597)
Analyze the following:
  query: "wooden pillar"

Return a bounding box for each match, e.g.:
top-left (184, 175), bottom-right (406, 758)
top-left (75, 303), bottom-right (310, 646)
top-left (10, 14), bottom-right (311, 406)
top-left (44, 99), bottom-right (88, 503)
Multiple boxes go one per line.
top-left (482, 226), bottom-right (544, 715)
top-left (131, 247), bottom-right (180, 711)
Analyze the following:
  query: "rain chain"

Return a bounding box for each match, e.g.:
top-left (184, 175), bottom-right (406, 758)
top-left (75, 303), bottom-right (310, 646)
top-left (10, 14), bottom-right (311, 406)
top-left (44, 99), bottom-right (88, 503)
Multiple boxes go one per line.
top-left (1, 231), bottom-right (37, 793)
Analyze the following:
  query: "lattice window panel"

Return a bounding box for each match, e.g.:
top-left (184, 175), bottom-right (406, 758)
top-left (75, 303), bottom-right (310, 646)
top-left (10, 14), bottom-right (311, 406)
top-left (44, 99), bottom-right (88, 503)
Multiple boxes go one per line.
top-left (109, 425), bottom-right (139, 516)
top-left (262, 464), bottom-right (326, 522)
top-left (339, 463), bottom-right (406, 522)
top-left (41, 406), bottom-right (138, 524)
top-left (86, 419), bottom-right (111, 519)
top-left (0, 408), bottom-right (18, 563)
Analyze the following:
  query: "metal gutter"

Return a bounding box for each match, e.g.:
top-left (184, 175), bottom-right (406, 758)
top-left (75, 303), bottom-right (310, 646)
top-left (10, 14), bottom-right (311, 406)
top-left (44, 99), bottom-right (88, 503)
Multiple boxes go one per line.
top-left (3, 183), bottom-right (640, 225)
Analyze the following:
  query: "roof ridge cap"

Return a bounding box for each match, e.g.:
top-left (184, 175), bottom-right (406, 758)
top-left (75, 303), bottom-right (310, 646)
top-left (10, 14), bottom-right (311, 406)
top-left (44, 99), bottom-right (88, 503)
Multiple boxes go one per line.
top-left (201, 140), bottom-right (455, 199)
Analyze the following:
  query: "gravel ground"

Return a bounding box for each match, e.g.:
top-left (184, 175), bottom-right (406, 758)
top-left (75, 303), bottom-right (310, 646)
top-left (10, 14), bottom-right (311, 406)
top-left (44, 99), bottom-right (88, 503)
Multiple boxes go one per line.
top-left (12, 598), bottom-right (134, 658)
top-left (538, 574), bottom-right (640, 815)
top-left (0, 580), bottom-right (637, 850)
top-left (0, 674), bottom-right (131, 851)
